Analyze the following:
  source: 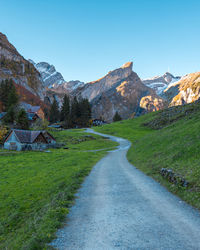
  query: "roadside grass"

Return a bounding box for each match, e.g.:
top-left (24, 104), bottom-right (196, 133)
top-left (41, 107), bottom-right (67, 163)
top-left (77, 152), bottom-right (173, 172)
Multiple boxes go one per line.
top-left (94, 102), bottom-right (200, 210)
top-left (0, 130), bottom-right (118, 249)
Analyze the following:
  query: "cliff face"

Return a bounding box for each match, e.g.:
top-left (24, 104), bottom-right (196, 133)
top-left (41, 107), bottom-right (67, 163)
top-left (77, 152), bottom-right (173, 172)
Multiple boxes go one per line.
top-left (74, 62), bottom-right (165, 122)
top-left (0, 33), bottom-right (22, 62)
top-left (164, 72), bottom-right (200, 106)
top-left (29, 60), bottom-right (66, 87)
top-left (52, 80), bottom-right (84, 94)
top-left (75, 62), bottom-right (133, 101)
top-left (143, 72), bottom-right (181, 95)
top-left (0, 33), bottom-right (45, 100)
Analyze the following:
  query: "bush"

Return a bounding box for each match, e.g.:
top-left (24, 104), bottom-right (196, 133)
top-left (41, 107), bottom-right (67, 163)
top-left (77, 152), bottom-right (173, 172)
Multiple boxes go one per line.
top-left (0, 125), bottom-right (8, 144)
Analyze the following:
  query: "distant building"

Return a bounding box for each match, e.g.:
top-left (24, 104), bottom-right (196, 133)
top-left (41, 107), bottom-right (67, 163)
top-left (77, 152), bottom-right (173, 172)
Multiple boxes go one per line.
top-left (0, 111), bottom-right (39, 125)
top-left (4, 129), bottom-right (56, 151)
top-left (20, 102), bottom-right (45, 120)
top-left (92, 119), bottom-right (106, 126)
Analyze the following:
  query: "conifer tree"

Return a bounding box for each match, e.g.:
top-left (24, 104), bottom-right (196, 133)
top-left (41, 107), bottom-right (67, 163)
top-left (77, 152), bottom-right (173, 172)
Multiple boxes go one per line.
top-left (7, 84), bottom-right (19, 109)
top-left (113, 111), bottom-right (122, 122)
top-left (70, 97), bottom-right (80, 126)
top-left (49, 99), bottom-right (60, 123)
top-left (80, 98), bottom-right (91, 126)
top-left (60, 94), bottom-right (70, 124)
top-left (0, 79), bottom-right (19, 111)
top-left (16, 109), bottom-right (29, 130)
top-left (4, 105), bottom-right (16, 124)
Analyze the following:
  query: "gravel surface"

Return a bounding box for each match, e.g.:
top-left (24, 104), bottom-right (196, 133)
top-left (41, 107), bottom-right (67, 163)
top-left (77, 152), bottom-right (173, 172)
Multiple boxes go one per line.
top-left (51, 129), bottom-right (200, 250)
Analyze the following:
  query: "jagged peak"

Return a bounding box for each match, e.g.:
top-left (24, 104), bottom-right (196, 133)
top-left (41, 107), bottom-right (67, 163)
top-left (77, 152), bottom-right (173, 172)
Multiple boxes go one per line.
top-left (143, 72), bottom-right (180, 81)
top-left (89, 62), bottom-right (133, 85)
top-left (121, 62), bottom-right (133, 69)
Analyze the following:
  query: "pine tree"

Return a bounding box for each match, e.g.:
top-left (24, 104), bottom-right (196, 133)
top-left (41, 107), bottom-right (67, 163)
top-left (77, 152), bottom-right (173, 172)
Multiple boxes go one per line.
top-left (7, 84), bottom-right (19, 109)
top-left (16, 109), bottom-right (29, 130)
top-left (49, 99), bottom-right (60, 123)
top-left (70, 97), bottom-right (80, 126)
top-left (80, 98), bottom-right (91, 126)
top-left (60, 94), bottom-right (70, 124)
top-left (0, 79), bottom-right (19, 111)
top-left (113, 111), bottom-right (122, 122)
top-left (4, 105), bottom-right (16, 124)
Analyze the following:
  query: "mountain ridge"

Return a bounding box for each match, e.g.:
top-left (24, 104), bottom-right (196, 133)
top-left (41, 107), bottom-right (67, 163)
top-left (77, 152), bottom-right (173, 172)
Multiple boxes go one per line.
top-left (1, 31), bottom-right (200, 122)
top-left (143, 72), bottom-right (181, 95)
top-left (73, 62), bottom-right (166, 121)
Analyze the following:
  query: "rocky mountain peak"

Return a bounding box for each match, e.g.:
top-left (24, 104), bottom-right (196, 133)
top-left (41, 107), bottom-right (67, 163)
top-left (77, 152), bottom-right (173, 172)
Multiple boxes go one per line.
top-left (143, 72), bottom-right (181, 95)
top-left (121, 61), bottom-right (133, 69)
top-left (77, 62), bottom-right (133, 102)
top-left (72, 62), bottom-right (166, 121)
top-left (29, 60), bottom-right (65, 87)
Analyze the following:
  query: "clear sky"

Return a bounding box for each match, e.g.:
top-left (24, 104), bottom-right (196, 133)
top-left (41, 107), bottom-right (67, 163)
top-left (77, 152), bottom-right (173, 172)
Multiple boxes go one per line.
top-left (1, 0), bottom-right (200, 82)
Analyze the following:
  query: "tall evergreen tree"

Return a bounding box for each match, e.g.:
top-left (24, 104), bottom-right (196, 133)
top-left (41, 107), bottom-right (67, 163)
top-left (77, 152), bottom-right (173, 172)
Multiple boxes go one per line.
top-left (60, 94), bottom-right (70, 124)
top-left (113, 111), bottom-right (122, 122)
top-left (0, 79), bottom-right (19, 111)
top-left (4, 105), bottom-right (16, 124)
top-left (49, 99), bottom-right (60, 123)
top-left (16, 109), bottom-right (29, 130)
top-left (70, 97), bottom-right (80, 126)
top-left (7, 84), bottom-right (19, 109)
top-left (80, 98), bottom-right (91, 126)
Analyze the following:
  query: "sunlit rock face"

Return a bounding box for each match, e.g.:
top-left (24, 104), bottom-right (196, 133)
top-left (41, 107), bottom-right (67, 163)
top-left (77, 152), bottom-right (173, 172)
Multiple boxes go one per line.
top-left (164, 72), bottom-right (200, 106)
top-left (76, 62), bottom-right (166, 122)
top-left (140, 95), bottom-right (166, 112)
top-left (75, 62), bottom-right (133, 102)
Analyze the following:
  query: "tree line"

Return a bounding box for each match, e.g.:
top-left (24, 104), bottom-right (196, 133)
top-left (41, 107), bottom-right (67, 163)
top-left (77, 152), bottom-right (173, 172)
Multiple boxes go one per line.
top-left (0, 79), bottom-right (29, 129)
top-left (49, 95), bottom-right (92, 128)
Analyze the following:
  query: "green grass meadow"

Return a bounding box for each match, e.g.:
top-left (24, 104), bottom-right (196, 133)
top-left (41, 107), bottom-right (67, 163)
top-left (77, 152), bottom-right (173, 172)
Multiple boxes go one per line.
top-left (95, 102), bottom-right (200, 210)
top-left (0, 129), bottom-right (118, 249)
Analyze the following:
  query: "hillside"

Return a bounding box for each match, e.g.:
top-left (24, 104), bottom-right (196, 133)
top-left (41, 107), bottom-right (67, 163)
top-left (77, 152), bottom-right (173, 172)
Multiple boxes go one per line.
top-left (94, 101), bottom-right (200, 210)
top-left (0, 33), bottom-right (45, 99)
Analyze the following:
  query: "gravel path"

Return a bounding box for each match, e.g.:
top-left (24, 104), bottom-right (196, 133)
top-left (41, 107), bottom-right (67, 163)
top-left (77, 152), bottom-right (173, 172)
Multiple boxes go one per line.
top-left (51, 129), bottom-right (200, 250)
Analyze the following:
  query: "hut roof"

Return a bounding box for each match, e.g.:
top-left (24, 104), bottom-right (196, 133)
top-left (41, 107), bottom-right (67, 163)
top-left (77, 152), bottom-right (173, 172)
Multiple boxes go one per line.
top-left (6, 129), bottom-right (48, 144)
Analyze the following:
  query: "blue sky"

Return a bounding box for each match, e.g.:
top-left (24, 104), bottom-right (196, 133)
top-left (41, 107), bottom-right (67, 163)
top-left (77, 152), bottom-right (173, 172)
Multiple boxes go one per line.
top-left (1, 0), bottom-right (200, 82)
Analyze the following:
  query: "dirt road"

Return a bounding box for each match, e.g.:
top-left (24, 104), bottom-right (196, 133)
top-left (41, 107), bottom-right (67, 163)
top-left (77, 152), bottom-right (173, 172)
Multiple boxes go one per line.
top-left (51, 129), bottom-right (200, 249)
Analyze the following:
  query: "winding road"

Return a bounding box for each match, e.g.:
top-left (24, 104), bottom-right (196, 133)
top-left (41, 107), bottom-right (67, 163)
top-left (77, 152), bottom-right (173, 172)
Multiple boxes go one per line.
top-left (51, 129), bottom-right (200, 250)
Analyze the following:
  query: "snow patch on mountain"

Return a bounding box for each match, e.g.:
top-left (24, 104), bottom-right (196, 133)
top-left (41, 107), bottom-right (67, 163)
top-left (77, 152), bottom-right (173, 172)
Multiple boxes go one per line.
top-left (143, 72), bottom-right (181, 95)
top-left (29, 60), bottom-right (65, 87)
top-left (29, 59), bottom-right (85, 94)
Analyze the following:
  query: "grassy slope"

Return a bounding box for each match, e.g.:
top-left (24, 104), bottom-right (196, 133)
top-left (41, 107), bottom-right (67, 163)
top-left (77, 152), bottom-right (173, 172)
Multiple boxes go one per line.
top-left (94, 102), bottom-right (200, 210)
top-left (0, 129), bottom-right (117, 249)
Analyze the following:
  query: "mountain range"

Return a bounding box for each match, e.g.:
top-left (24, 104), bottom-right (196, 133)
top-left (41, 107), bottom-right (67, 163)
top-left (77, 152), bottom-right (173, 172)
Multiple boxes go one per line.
top-left (0, 32), bottom-right (200, 122)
